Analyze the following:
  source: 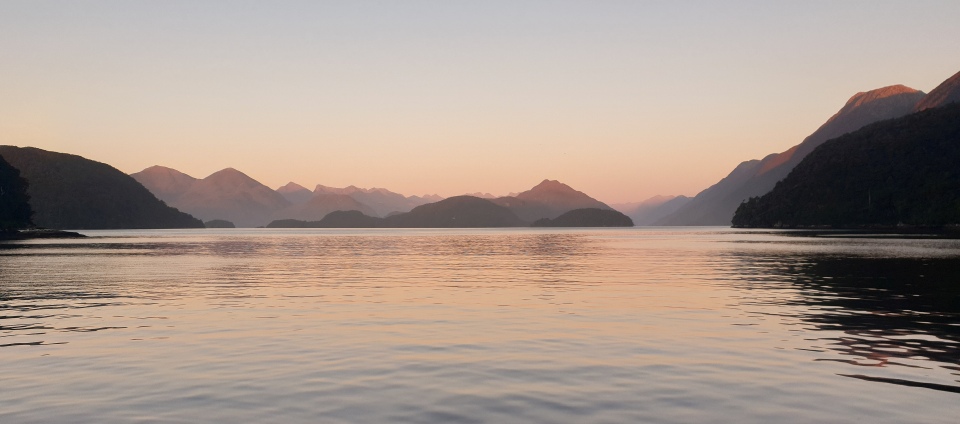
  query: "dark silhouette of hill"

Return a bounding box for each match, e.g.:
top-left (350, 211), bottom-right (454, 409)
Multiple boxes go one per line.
top-left (532, 208), bottom-right (633, 227)
top-left (267, 197), bottom-right (524, 228)
top-left (492, 179), bottom-right (611, 222)
top-left (316, 210), bottom-right (384, 227)
top-left (272, 193), bottom-right (377, 221)
top-left (613, 195), bottom-right (691, 226)
top-left (658, 85), bottom-right (926, 226)
top-left (914, 70), bottom-right (960, 111)
top-left (276, 182), bottom-right (314, 204)
top-left (385, 196), bottom-right (525, 227)
top-left (204, 219), bottom-right (235, 228)
top-left (0, 146), bottom-right (203, 229)
top-left (171, 168), bottom-right (291, 227)
top-left (314, 184), bottom-right (439, 217)
top-left (0, 153), bottom-right (33, 231)
top-left (131, 165), bottom-right (198, 204)
top-left (732, 103), bottom-right (960, 228)
top-left (267, 210), bottom-right (383, 228)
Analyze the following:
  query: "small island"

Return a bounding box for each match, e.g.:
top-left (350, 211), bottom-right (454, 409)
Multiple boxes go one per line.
top-left (532, 208), bottom-right (634, 227)
top-left (204, 219), bottom-right (236, 228)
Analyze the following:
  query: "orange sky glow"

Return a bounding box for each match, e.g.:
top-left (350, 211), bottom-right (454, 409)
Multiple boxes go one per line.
top-left (1, 1), bottom-right (959, 203)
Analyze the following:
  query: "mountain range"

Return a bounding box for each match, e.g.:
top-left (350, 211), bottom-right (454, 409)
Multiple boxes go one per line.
top-left (655, 84), bottom-right (927, 226)
top-left (653, 69), bottom-right (960, 226)
top-left (0, 147), bottom-right (203, 229)
top-left (132, 167), bottom-right (438, 227)
top-left (267, 196), bottom-right (632, 229)
top-left (491, 179), bottom-right (613, 222)
top-left (5, 66), bottom-right (959, 230)
top-left (133, 165), bottom-right (613, 227)
top-left (733, 102), bottom-right (960, 228)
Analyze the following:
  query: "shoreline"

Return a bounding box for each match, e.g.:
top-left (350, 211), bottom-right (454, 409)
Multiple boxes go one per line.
top-left (0, 229), bottom-right (87, 240)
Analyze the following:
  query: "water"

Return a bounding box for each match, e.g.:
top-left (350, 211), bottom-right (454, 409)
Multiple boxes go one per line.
top-left (1, 228), bottom-right (958, 423)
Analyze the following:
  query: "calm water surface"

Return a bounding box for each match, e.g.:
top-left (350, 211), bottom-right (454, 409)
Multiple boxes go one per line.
top-left (1, 228), bottom-right (958, 423)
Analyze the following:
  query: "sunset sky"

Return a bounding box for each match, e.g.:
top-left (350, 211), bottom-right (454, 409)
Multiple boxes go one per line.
top-left (2, 1), bottom-right (959, 203)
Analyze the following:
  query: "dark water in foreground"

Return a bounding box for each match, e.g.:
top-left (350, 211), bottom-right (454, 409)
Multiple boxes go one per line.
top-left (1, 228), bottom-right (958, 423)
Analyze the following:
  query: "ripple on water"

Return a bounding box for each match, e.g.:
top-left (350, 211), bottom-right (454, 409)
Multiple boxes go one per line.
top-left (0, 228), bottom-right (958, 423)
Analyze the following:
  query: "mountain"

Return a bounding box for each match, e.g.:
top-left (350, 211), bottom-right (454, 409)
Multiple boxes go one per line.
top-left (130, 165), bottom-right (198, 204)
top-left (657, 84), bottom-right (927, 226)
top-left (314, 184), bottom-right (438, 216)
top-left (172, 168), bottom-right (290, 227)
top-left (0, 146), bottom-right (203, 229)
top-left (532, 208), bottom-right (634, 227)
top-left (276, 182), bottom-right (314, 204)
top-left (464, 192), bottom-right (496, 199)
top-left (492, 179), bottom-right (612, 222)
top-left (914, 70), bottom-right (960, 112)
top-left (0, 153), bottom-right (33, 231)
top-left (384, 196), bottom-right (525, 227)
top-left (613, 195), bottom-right (691, 226)
top-left (732, 103), bottom-right (960, 228)
top-left (267, 196), bottom-right (526, 228)
top-left (272, 192), bottom-right (377, 222)
top-left (204, 219), bottom-right (235, 228)
top-left (267, 210), bottom-right (384, 228)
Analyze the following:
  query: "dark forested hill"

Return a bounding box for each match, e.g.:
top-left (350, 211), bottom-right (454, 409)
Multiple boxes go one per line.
top-left (658, 85), bottom-right (926, 226)
top-left (0, 146), bottom-right (203, 229)
top-left (267, 197), bottom-right (526, 228)
top-left (732, 103), bottom-right (960, 228)
top-left (0, 153), bottom-right (33, 231)
top-left (532, 208), bottom-right (634, 227)
top-left (385, 196), bottom-right (525, 228)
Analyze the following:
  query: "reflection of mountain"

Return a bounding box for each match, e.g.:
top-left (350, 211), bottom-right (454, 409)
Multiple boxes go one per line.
top-left (492, 179), bottom-right (612, 222)
top-left (658, 85), bottom-right (926, 226)
top-left (728, 248), bottom-right (960, 393)
top-left (733, 103), bottom-right (960, 227)
top-left (1, 146), bottom-right (203, 229)
top-left (613, 195), bottom-right (691, 226)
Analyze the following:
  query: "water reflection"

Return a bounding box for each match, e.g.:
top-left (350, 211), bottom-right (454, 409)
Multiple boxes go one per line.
top-left (728, 250), bottom-right (960, 392)
top-left (1, 229), bottom-right (959, 423)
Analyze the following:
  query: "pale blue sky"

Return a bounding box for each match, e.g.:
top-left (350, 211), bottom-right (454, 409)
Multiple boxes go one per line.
top-left (2, 1), bottom-right (958, 202)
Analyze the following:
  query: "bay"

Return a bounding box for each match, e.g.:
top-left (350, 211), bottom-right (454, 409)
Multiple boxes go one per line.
top-left (1, 228), bottom-right (958, 423)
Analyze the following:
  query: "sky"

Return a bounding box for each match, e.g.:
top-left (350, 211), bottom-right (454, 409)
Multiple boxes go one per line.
top-left (1, 1), bottom-right (959, 204)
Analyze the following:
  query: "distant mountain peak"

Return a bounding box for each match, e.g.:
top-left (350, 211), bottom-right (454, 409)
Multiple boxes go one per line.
top-left (531, 179), bottom-right (569, 190)
top-left (277, 182), bottom-right (309, 193)
top-left (915, 69), bottom-right (960, 112)
top-left (130, 165), bottom-right (198, 204)
top-left (210, 167), bottom-right (244, 177)
top-left (138, 164), bottom-right (191, 175)
top-left (203, 168), bottom-right (264, 188)
top-left (828, 85), bottom-right (922, 124)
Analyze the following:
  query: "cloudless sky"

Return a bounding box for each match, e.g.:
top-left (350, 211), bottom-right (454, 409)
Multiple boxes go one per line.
top-left (1, 1), bottom-right (959, 203)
